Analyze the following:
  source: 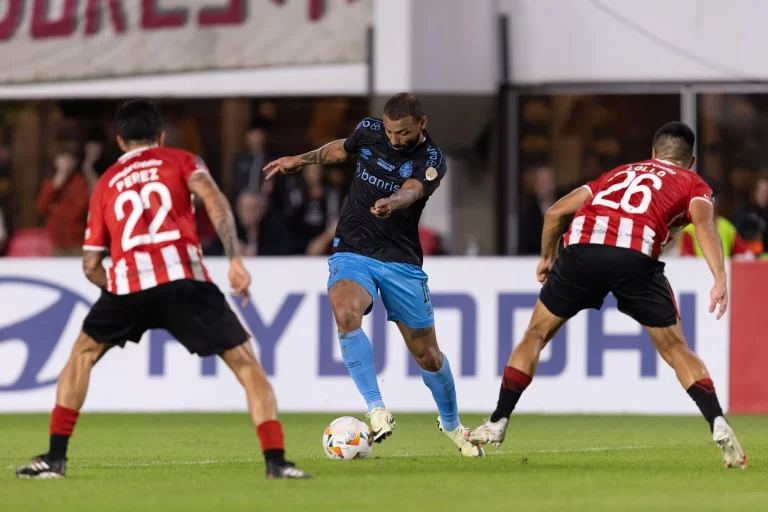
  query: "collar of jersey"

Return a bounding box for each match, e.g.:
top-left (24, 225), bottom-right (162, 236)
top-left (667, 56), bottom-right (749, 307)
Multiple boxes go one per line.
top-left (119, 144), bottom-right (158, 162)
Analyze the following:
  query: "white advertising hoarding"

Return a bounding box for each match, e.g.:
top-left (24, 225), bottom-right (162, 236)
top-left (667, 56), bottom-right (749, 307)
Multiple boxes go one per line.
top-left (0, 258), bottom-right (728, 414)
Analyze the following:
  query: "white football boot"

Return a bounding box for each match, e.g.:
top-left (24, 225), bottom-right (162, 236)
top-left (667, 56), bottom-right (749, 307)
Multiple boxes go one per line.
top-left (713, 416), bottom-right (747, 469)
top-left (466, 417), bottom-right (509, 447)
top-left (366, 407), bottom-right (396, 444)
top-left (437, 417), bottom-right (484, 457)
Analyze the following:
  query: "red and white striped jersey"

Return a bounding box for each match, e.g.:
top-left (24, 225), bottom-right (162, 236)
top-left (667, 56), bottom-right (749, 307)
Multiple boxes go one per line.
top-left (84, 146), bottom-right (211, 294)
top-left (564, 159), bottom-right (713, 259)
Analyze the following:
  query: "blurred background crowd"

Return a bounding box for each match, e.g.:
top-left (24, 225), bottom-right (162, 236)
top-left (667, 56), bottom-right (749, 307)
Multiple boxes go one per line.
top-left (1, 93), bottom-right (767, 260)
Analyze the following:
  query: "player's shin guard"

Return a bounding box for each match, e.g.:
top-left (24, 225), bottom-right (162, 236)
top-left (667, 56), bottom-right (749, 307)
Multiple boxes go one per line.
top-left (421, 354), bottom-right (460, 431)
top-left (686, 378), bottom-right (725, 432)
top-left (490, 367), bottom-right (532, 422)
top-left (49, 405), bottom-right (79, 460)
top-left (338, 328), bottom-right (385, 411)
top-left (257, 420), bottom-right (285, 463)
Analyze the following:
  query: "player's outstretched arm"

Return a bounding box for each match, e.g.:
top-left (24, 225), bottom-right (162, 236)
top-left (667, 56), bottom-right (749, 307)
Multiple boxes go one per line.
top-left (540, 186), bottom-right (592, 263)
top-left (263, 139), bottom-right (352, 180)
top-left (371, 179), bottom-right (424, 218)
top-left (188, 171), bottom-right (251, 305)
top-left (82, 250), bottom-right (107, 288)
top-left (690, 199), bottom-right (728, 319)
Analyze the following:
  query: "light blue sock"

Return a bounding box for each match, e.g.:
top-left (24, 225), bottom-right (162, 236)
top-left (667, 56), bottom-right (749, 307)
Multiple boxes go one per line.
top-left (421, 353), bottom-right (460, 431)
top-left (339, 328), bottom-right (385, 411)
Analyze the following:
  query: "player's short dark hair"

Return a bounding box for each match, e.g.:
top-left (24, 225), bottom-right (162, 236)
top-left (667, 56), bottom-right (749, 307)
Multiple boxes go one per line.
top-left (116, 99), bottom-right (163, 143)
top-left (383, 93), bottom-right (425, 121)
top-left (652, 122), bottom-right (695, 161)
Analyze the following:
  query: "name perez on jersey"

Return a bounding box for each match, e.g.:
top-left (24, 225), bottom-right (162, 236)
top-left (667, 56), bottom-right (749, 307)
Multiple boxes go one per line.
top-left (110, 159), bottom-right (163, 192)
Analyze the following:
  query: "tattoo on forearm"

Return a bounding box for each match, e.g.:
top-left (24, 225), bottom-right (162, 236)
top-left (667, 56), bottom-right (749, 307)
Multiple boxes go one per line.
top-left (188, 173), bottom-right (240, 260)
top-left (82, 250), bottom-right (107, 287)
top-left (408, 327), bottom-right (433, 340)
top-left (215, 213), bottom-right (239, 260)
top-left (298, 140), bottom-right (350, 165)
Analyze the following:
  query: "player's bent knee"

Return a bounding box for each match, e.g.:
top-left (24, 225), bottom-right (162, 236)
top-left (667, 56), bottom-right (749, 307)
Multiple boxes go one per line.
top-left (522, 324), bottom-right (551, 346)
top-left (220, 342), bottom-right (258, 369)
top-left (412, 345), bottom-right (442, 372)
top-left (71, 332), bottom-right (108, 365)
top-left (333, 305), bottom-right (364, 333)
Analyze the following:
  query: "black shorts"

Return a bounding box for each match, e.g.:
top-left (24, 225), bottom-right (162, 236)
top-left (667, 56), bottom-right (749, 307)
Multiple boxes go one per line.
top-left (82, 280), bottom-right (249, 357)
top-left (540, 244), bottom-right (679, 328)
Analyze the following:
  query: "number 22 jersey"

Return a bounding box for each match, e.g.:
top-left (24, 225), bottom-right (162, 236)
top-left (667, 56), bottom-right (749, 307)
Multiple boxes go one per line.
top-left (83, 145), bottom-right (211, 295)
top-left (563, 159), bottom-right (713, 259)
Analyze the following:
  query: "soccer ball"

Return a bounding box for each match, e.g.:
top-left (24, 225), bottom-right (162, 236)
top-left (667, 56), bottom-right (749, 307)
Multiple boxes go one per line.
top-left (322, 416), bottom-right (373, 460)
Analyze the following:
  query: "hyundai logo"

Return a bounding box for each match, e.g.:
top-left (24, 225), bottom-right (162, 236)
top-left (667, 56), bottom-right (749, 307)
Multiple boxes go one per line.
top-left (0, 277), bottom-right (92, 391)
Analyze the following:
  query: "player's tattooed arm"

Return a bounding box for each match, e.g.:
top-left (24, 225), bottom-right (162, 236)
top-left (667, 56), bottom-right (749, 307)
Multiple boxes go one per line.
top-left (298, 140), bottom-right (352, 165)
top-left (264, 140), bottom-right (352, 180)
top-left (371, 179), bottom-right (424, 219)
top-left (540, 186), bottom-right (592, 263)
top-left (82, 250), bottom-right (107, 288)
top-left (187, 172), bottom-right (240, 260)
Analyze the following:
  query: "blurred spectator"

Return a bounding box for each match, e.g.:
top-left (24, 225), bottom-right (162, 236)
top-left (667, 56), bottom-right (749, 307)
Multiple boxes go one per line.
top-left (82, 127), bottom-right (107, 191)
top-left (278, 164), bottom-right (343, 254)
top-left (236, 191), bottom-right (265, 256)
top-left (679, 178), bottom-right (752, 260)
top-left (419, 227), bottom-right (447, 256)
top-left (0, 133), bottom-right (12, 246)
top-left (231, 118), bottom-right (273, 202)
top-left (0, 207), bottom-right (6, 253)
top-left (734, 175), bottom-right (768, 250)
top-left (36, 145), bottom-right (90, 256)
top-left (306, 219), bottom-right (338, 256)
top-left (737, 213), bottom-right (767, 259)
top-left (518, 166), bottom-right (560, 255)
top-left (236, 190), bottom-right (293, 256)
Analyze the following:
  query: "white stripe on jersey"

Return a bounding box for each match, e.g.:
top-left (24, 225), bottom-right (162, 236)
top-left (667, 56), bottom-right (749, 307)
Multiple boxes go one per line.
top-left (102, 257), bottom-right (114, 292)
top-left (616, 218), bottom-right (633, 248)
top-left (114, 258), bottom-right (129, 295)
top-left (569, 216), bottom-right (585, 245)
top-left (589, 216), bottom-right (609, 244)
top-left (187, 245), bottom-right (206, 281)
top-left (134, 251), bottom-right (158, 290)
top-left (161, 245), bottom-right (186, 281)
top-left (642, 226), bottom-right (656, 257)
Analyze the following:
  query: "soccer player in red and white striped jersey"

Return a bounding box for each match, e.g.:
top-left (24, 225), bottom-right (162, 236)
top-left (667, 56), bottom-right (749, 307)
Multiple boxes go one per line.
top-left (468, 122), bottom-right (747, 469)
top-left (16, 100), bottom-right (309, 480)
top-left (83, 144), bottom-right (214, 294)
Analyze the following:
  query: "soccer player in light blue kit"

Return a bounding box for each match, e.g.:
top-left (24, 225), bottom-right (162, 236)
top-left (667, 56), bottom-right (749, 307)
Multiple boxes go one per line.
top-left (265, 93), bottom-right (482, 456)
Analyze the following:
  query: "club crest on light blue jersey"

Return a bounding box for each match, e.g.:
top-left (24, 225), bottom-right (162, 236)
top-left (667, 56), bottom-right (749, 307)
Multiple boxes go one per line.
top-left (399, 160), bottom-right (413, 178)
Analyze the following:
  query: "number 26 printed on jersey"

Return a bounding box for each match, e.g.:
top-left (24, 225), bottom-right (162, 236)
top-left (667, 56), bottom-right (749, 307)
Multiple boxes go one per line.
top-left (592, 170), bottom-right (663, 215)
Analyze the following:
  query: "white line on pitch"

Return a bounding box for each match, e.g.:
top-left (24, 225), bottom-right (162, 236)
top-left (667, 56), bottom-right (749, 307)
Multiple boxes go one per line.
top-left (6, 444), bottom-right (651, 470)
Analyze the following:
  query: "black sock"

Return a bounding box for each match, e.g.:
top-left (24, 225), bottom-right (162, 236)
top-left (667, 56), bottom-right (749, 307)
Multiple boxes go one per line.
top-left (686, 378), bottom-right (724, 432)
top-left (49, 434), bottom-right (70, 460)
top-left (490, 366), bottom-right (533, 422)
top-left (264, 449), bottom-right (286, 464)
top-left (491, 388), bottom-right (524, 422)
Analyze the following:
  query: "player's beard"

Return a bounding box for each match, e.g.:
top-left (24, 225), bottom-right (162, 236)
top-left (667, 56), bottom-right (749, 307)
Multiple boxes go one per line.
top-left (392, 135), bottom-right (422, 154)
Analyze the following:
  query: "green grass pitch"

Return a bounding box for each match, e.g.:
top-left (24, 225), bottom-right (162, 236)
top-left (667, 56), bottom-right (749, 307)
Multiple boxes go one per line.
top-left (2, 413), bottom-right (767, 511)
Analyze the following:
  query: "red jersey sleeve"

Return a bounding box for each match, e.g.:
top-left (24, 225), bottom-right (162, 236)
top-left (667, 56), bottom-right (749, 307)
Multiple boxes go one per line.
top-left (83, 182), bottom-right (108, 251)
top-left (686, 176), bottom-right (714, 222)
top-left (179, 151), bottom-right (211, 182)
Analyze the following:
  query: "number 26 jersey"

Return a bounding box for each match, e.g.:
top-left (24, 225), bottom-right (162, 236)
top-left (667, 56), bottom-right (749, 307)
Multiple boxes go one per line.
top-left (84, 145), bottom-right (211, 295)
top-left (564, 159), bottom-right (713, 259)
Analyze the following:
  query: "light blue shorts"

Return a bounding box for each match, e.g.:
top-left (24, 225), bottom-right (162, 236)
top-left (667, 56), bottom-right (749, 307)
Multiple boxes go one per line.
top-left (327, 252), bottom-right (434, 329)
